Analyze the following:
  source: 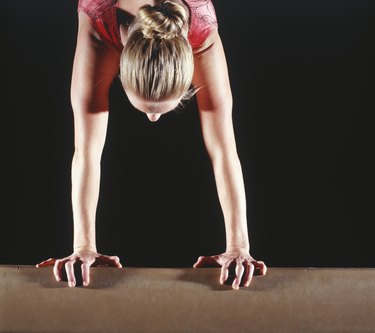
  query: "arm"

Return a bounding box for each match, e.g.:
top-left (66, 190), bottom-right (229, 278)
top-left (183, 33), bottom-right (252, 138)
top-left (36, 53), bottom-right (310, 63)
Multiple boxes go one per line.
top-left (36, 12), bottom-right (122, 286)
top-left (70, 12), bottom-right (119, 254)
top-left (192, 30), bottom-right (267, 289)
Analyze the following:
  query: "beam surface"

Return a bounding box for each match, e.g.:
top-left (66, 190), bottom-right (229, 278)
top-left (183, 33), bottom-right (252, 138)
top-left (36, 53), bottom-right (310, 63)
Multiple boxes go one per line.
top-left (1, 265), bottom-right (374, 333)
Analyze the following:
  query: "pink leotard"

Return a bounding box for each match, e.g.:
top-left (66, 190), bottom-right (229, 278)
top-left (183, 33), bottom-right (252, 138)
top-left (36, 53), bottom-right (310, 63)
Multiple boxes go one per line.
top-left (77, 0), bottom-right (218, 51)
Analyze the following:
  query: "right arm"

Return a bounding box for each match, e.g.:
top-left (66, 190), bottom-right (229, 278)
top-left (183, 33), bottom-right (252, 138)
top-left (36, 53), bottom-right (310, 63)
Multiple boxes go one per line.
top-left (37, 12), bottom-right (122, 287)
top-left (70, 12), bottom-right (120, 254)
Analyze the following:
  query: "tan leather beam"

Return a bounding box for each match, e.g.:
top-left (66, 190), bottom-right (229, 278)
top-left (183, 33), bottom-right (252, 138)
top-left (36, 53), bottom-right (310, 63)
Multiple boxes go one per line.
top-left (1, 265), bottom-right (374, 333)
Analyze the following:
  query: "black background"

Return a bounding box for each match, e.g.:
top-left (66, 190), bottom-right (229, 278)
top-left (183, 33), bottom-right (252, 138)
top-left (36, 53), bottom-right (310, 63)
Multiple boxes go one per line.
top-left (4, 0), bottom-right (374, 267)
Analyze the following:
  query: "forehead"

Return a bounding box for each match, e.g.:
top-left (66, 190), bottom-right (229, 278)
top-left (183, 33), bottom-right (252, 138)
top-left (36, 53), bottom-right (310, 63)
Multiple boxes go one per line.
top-left (126, 90), bottom-right (181, 114)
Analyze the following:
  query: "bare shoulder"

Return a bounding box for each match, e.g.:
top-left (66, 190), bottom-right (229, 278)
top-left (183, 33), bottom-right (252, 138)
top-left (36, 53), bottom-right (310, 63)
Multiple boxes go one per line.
top-left (192, 28), bottom-right (220, 56)
top-left (71, 11), bottom-right (121, 110)
top-left (76, 10), bottom-right (122, 54)
top-left (76, 11), bottom-right (109, 46)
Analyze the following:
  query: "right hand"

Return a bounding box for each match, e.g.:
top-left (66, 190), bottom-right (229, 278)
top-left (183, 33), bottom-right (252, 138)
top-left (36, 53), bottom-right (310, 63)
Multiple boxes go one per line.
top-left (36, 251), bottom-right (122, 287)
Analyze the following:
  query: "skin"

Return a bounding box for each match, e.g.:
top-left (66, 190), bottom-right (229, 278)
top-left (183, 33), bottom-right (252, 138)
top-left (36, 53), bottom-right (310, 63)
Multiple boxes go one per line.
top-left (37, 0), bottom-right (267, 289)
top-left (125, 89), bottom-right (181, 122)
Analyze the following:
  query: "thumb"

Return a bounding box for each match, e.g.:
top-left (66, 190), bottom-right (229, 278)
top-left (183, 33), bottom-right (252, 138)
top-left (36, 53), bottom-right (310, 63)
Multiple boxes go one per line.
top-left (36, 258), bottom-right (56, 268)
top-left (193, 256), bottom-right (220, 268)
top-left (193, 256), bottom-right (206, 268)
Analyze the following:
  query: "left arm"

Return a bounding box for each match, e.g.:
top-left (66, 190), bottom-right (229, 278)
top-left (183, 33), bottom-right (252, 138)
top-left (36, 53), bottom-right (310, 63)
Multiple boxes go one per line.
top-left (192, 29), bottom-right (267, 289)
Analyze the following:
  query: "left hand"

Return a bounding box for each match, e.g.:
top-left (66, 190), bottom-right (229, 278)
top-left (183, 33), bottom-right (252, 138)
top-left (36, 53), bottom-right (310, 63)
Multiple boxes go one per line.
top-left (193, 249), bottom-right (267, 290)
top-left (36, 251), bottom-right (122, 287)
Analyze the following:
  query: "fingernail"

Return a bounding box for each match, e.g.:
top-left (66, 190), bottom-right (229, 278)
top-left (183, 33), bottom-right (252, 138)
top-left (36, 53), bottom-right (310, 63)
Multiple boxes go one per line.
top-left (68, 282), bottom-right (75, 287)
top-left (83, 282), bottom-right (88, 287)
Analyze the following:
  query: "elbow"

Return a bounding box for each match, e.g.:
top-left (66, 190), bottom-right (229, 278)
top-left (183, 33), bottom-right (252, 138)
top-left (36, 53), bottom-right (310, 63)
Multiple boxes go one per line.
top-left (206, 146), bottom-right (239, 166)
top-left (196, 83), bottom-right (233, 114)
top-left (200, 95), bottom-right (233, 115)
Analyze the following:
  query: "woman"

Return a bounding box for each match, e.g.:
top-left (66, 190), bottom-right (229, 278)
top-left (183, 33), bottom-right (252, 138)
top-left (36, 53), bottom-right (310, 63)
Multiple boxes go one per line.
top-left (37, 0), bottom-right (267, 290)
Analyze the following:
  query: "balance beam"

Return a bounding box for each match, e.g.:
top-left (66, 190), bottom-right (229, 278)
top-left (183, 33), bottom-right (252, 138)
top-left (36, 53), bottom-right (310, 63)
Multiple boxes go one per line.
top-left (1, 265), bottom-right (374, 333)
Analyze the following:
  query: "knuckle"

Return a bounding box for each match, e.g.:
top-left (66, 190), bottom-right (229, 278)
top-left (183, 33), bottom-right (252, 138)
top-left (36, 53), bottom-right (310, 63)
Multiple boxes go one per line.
top-left (84, 258), bottom-right (94, 266)
top-left (65, 260), bottom-right (75, 268)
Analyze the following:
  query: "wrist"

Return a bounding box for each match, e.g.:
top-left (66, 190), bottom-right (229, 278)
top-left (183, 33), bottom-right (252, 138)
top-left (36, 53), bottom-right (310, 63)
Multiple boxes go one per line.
top-left (73, 245), bottom-right (97, 253)
top-left (226, 244), bottom-right (250, 253)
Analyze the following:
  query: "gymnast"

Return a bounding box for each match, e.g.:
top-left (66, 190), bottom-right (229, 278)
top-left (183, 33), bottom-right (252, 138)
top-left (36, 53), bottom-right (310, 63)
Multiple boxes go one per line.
top-left (36, 0), bottom-right (267, 289)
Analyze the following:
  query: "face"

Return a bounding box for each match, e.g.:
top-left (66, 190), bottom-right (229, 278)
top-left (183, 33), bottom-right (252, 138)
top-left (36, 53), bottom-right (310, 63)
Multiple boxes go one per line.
top-left (126, 89), bottom-right (181, 122)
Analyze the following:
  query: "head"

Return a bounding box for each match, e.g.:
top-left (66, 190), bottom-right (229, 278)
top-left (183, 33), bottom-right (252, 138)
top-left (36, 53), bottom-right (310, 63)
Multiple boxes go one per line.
top-left (120, 0), bottom-right (194, 122)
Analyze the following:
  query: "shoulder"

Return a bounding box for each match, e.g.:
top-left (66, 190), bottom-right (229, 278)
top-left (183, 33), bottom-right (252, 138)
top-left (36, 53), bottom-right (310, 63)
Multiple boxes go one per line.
top-left (185, 0), bottom-right (219, 50)
top-left (77, 10), bottom-right (117, 52)
top-left (77, 0), bottom-right (123, 51)
top-left (192, 27), bottom-right (219, 55)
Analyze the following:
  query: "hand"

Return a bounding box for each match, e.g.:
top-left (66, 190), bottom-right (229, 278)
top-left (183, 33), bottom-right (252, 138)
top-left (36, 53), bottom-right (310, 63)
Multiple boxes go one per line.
top-left (36, 251), bottom-right (122, 287)
top-left (193, 249), bottom-right (267, 290)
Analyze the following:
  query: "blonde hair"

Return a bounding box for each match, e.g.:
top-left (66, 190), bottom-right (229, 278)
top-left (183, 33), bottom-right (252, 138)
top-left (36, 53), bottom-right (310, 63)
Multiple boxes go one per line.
top-left (120, 1), bottom-right (194, 103)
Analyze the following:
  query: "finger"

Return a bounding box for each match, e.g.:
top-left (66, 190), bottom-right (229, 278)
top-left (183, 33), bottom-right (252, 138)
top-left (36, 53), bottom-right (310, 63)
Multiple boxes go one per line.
top-left (53, 259), bottom-right (65, 282)
top-left (109, 256), bottom-right (122, 268)
top-left (97, 258), bottom-right (122, 268)
top-left (109, 256), bottom-right (120, 263)
top-left (244, 262), bottom-right (255, 287)
top-left (94, 255), bottom-right (114, 266)
top-left (81, 262), bottom-right (91, 287)
top-left (232, 260), bottom-right (245, 290)
top-left (92, 255), bottom-right (122, 268)
top-left (220, 263), bottom-right (230, 285)
top-left (193, 256), bottom-right (220, 268)
top-left (36, 258), bottom-right (56, 268)
top-left (193, 256), bottom-right (206, 268)
top-left (65, 260), bottom-right (76, 287)
top-left (253, 260), bottom-right (267, 276)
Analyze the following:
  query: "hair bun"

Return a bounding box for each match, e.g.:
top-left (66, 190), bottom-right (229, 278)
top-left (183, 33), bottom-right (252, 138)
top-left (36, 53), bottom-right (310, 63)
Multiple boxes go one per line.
top-left (137, 1), bottom-right (188, 39)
